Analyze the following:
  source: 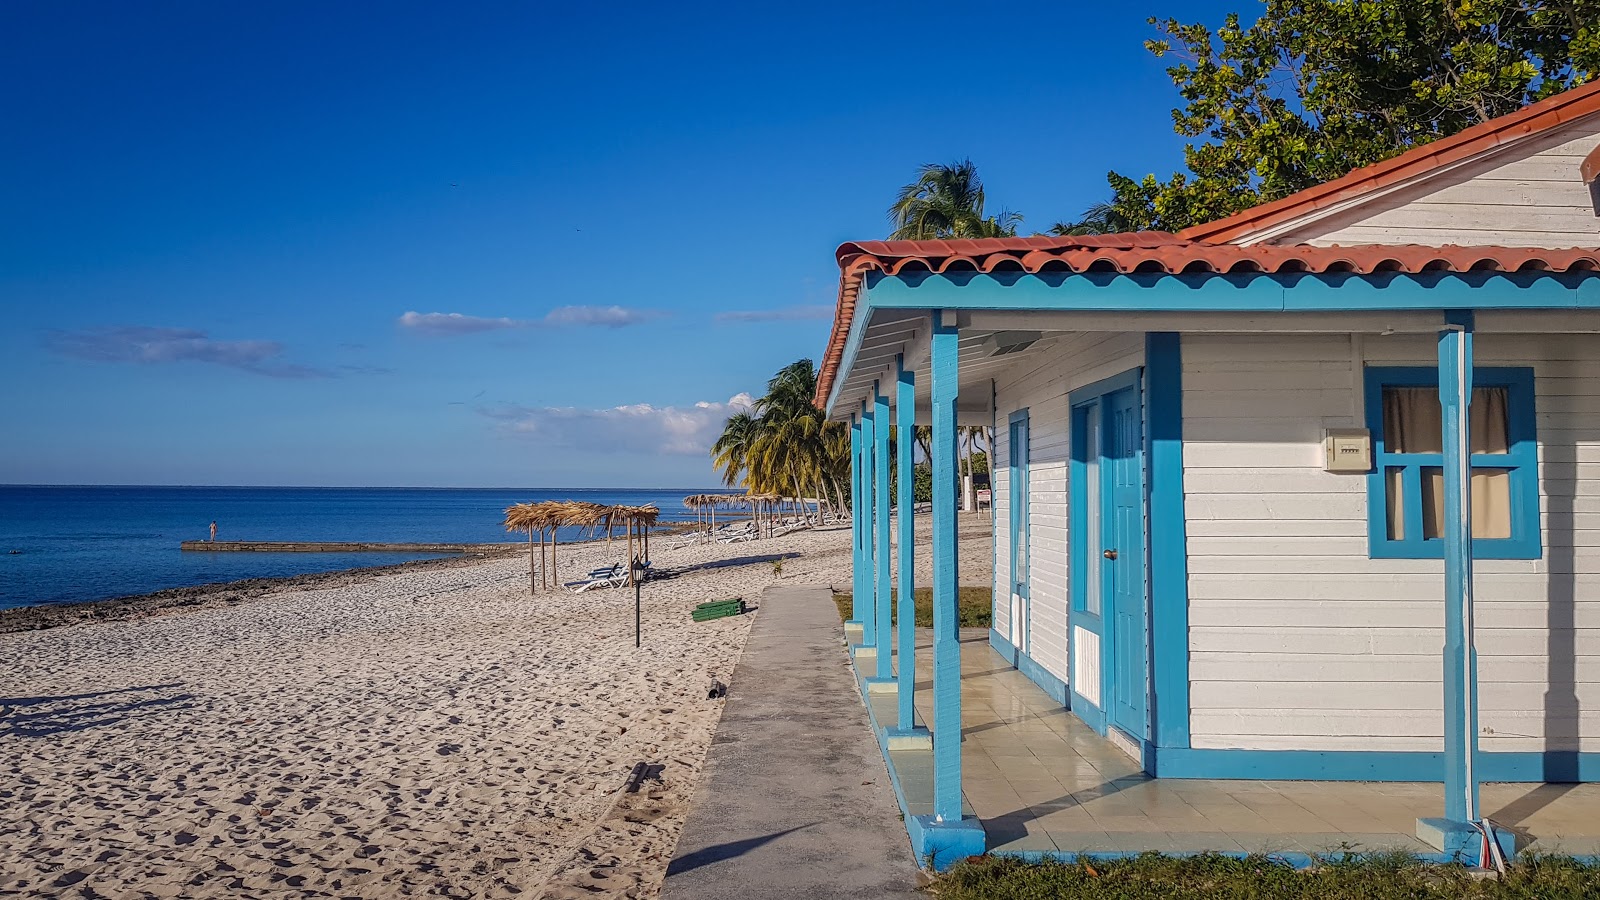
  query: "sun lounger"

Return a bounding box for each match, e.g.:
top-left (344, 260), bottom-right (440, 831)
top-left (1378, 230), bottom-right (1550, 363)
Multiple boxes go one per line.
top-left (566, 564), bottom-right (626, 593)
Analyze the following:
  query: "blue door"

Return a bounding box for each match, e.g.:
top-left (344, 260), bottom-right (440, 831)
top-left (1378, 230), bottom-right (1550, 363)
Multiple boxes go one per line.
top-left (1104, 385), bottom-right (1148, 740)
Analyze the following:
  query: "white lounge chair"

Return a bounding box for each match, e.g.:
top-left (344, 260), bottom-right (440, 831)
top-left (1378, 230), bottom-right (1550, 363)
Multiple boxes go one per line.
top-left (566, 563), bottom-right (626, 593)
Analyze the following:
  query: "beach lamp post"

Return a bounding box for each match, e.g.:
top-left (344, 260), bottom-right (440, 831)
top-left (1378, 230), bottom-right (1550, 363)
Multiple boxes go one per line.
top-left (632, 554), bottom-right (645, 648)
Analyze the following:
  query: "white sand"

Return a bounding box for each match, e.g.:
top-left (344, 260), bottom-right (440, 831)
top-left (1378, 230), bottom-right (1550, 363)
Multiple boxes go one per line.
top-left (0, 515), bottom-right (992, 899)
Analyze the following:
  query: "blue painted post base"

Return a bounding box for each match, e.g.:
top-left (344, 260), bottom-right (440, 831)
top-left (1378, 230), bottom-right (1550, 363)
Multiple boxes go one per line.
top-left (1415, 817), bottom-right (1512, 863)
top-left (908, 814), bottom-right (987, 871)
top-left (844, 620), bottom-right (865, 645)
top-left (863, 676), bottom-right (898, 695)
top-left (884, 726), bottom-right (932, 750)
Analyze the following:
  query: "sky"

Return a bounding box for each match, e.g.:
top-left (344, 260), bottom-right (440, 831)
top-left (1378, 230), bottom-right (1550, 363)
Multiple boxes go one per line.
top-left (1, 0), bottom-right (1244, 488)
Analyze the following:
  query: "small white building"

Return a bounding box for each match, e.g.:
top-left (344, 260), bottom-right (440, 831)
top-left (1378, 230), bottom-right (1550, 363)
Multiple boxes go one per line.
top-left (819, 79), bottom-right (1600, 862)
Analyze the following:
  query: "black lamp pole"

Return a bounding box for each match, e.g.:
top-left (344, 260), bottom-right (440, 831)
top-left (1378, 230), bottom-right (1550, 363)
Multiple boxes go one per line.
top-left (633, 557), bottom-right (643, 648)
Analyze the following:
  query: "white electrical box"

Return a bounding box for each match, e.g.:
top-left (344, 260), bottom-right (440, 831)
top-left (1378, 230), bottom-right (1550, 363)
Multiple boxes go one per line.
top-left (1323, 428), bottom-right (1372, 473)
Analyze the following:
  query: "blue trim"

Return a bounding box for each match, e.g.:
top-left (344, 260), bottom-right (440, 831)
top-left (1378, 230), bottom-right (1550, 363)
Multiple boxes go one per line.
top-left (873, 383), bottom-right (893, 680)
top-left (1068, 367), bottom-right (1141, 405)
top-left (895, 357), bottom-right (917, 730)
top-left (861, 403), bottom-right (877, 647)
top-left (849, 414), bottom-right (866, 627)
top-left (1146, 333), bottom-right (1190, 763)
top-left (1363, 365), bottom-right (1540, 560)
top-left (989, 627), bottom-right (1070, 708)
top-left (1157, 748), bottom-right (1600, 783)
top-left (929, 312), bottom-right (963, 824)
top-left (864, 270), bottom-right (1600, 313)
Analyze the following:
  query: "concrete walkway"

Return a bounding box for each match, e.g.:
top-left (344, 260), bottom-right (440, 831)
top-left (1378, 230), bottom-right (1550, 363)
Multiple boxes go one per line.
top-left (662, 584), bottom-right (922, 899)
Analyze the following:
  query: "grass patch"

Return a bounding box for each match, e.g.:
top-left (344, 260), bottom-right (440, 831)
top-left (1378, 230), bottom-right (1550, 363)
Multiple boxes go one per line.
top-left (926, 852), bottom-right (1600, 899)
top-left (831, 587), bottom-right (991, 628)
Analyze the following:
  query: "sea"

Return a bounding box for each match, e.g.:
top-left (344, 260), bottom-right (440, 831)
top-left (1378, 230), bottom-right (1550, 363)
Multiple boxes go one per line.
top-left (0, 486), bottom-right (732, 611)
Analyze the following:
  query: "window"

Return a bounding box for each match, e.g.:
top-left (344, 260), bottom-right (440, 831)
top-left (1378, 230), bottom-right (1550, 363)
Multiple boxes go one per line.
top-left (1365, 366), bottom-right (1539, 560)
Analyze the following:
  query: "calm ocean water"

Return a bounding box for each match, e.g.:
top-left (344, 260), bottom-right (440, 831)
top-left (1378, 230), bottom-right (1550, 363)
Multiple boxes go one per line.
top-left (0, 486), bottom-right (729, 610)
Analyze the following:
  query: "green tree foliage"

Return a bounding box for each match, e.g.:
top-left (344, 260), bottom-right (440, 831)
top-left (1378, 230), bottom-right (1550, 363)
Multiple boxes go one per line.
top-left (889, 159), bottom-right (1023, 240)
top-left (1094, 1), bottom-right (1600, 232)
top-left (710, 359), bottom-right (851, 516)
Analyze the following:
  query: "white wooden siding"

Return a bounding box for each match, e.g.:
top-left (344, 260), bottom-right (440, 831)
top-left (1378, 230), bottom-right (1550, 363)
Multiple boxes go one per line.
top-left (1276, 115), bottom-right (1600, 247)
top-left (991, 332), bottom-right (1145, 690)
top-left (1185, 331), bottom-right (1600, 753)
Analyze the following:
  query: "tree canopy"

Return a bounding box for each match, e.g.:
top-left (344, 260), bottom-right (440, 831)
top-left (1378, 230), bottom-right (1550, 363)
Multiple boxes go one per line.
top-left (1096, 0), bottom-right (1600, 232)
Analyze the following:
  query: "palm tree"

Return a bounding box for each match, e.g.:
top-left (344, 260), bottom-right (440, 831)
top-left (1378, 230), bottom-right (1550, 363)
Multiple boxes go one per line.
top-left (711, 359), bottom-right (851, 524)
top-left (889, 159), bottom-right (1022, 240)
top-left (711, 411), bottom-right (757, 488)
top-left (1049, 199), bottom-right (1131, 236)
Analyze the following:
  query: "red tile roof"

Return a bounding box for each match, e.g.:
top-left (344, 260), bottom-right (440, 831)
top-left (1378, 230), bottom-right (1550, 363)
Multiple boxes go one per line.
top-left (1178, 79), bottom-right (1600, 244)
top-left (813, 235), bottom-right (1600, 409)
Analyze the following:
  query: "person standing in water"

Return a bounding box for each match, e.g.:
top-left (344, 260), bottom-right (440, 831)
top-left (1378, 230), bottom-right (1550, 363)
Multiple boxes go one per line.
top-left (209, 521), bottom-right (217, 543)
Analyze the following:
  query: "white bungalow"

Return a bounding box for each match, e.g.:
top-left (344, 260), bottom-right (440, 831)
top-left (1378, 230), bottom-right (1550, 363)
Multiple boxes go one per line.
top-left (820, 80), bottom-right (1600, 865)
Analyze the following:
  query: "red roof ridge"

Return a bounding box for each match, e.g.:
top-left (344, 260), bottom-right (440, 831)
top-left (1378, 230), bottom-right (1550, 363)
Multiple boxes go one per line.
top-left (1178, 79), bottom-right (1600, 245)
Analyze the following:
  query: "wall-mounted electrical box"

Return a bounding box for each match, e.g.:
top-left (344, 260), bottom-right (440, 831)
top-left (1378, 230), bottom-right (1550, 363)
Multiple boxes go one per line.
top-left (1323, 428), bottom-right (1372, 473)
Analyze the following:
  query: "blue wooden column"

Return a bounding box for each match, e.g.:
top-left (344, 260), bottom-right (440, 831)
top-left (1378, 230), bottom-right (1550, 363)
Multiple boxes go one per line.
top-left (874, 383), bottom-right (894, 678)
top-left (848, 413), bottom-right (866, 635)
top-left (1418, 311), bottom-right (1487, 858)
top-left (895, 356), bottom-right (919, 730)
top-left (861, 402), bottom-right (878, 649)
top-left (908, 310), bottom-right (985, 868)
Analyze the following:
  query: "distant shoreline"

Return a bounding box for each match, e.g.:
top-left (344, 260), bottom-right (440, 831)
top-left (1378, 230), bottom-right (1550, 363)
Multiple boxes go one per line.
top-left (0, 521), bottom-right (709, 633)
top-left (0, 550), bottom-right (519, 634)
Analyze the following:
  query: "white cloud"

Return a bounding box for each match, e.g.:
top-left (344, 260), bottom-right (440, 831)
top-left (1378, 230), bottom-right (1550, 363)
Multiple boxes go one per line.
top-left (399, 305), bottom-right (659, 335)
top-left (714, 304), bottom-right (834, 324)
top-left (543, 305), bottom-right (653, 328)
top-left (398, 311), bottom-right (528, 334)
top-left (482, 392), bottom-right (754, 455)
top-left (45, 326), bottom-right (328, 378)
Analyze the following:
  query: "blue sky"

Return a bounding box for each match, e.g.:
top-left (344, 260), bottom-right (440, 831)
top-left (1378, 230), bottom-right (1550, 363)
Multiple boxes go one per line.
top-left (1, 1), bottom-right (1242, 487)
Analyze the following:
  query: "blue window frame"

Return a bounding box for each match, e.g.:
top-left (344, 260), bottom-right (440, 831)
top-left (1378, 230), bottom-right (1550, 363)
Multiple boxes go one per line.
top-left (1364, 366), bottom-right (1540, 560)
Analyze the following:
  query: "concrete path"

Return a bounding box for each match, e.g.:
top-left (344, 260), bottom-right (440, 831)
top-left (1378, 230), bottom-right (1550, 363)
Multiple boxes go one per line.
top-left (661, 584), bottom-right (922, 899)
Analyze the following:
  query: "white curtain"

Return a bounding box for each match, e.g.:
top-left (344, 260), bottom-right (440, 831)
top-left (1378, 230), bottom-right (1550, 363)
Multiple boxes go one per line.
top-left (1382, 386), bottom-right (1511, 540)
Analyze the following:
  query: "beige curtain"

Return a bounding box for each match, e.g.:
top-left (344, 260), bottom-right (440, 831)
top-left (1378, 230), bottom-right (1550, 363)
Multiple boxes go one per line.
top-left (1382, 387), bottom-right (1511, 540)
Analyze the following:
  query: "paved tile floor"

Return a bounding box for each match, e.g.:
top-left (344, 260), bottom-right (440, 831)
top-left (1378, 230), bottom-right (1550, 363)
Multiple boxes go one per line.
top-left (891, 629), bottom-right (1600, 857)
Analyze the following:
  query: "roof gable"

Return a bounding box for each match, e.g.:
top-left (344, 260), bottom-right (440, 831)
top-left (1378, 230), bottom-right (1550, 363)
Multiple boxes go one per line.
top-left (1179, 80), bottom-right (1600, 246)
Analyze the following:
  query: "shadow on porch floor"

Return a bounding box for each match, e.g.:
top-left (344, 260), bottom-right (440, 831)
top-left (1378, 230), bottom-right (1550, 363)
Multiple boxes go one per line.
top-left (885, 629), bottom-right (1600, 858)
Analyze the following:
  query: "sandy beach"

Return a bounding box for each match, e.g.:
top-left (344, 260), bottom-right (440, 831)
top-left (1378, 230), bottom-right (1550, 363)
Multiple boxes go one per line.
top-left (0, 515), bottom-right (992, 899)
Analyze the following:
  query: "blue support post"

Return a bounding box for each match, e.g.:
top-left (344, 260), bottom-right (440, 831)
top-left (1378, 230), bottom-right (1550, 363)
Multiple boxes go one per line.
top-left (849, 414), bottom-right (866, 634)
top-left (1418, 311), bottom-right (1483, 857)
top-left (874, 383), bottom-right (893, 679)
top-left (895, 357), bottom-right (918, 730)
top-left (861, 403), bottom-right (877, 649)
top-left (908, 311), bottom-right (984, 868)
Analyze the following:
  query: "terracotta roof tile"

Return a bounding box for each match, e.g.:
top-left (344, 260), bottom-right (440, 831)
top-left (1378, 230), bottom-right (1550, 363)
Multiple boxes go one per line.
top-left (813, 235), bottom-right (1600, 409)
top-left (1178, 80), bottom-right (1600, 244)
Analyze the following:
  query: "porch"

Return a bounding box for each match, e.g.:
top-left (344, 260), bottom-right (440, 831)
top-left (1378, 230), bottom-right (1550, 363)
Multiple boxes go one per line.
top-left (852, 627), bottom-right (1600, 862)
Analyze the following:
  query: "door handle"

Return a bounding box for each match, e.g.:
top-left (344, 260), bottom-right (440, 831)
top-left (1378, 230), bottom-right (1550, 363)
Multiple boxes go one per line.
top-left (1103, 549), bottom-right (1118, 560)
